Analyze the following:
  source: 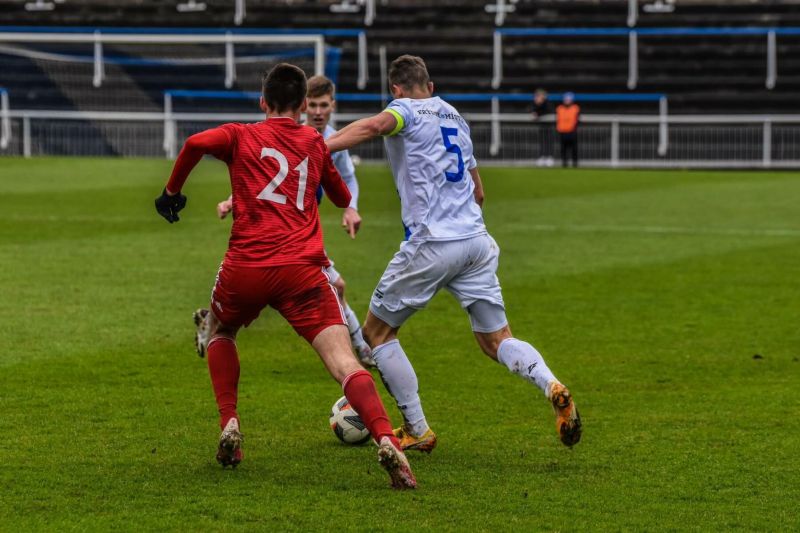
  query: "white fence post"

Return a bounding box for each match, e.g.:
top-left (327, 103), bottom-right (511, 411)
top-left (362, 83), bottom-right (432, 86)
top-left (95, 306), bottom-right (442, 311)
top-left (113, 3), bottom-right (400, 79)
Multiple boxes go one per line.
top-left (163, 93), bottom-right (176, 159)
top-left (314, 36), bottom-right (326, 77)
top-left (0, 90), bottom-right (10, 150)
top-left (628, 30), bottom-right (638, 90)
top-left (627, 0), bottom-right (637, 28)
top-left (763, 120), bottom-right (772, 168)
top-left (234, 0), bottom-right (245, 26)
top-left (357, 31), bottom-right (368, 90)
top-left (23, 115), bottom-right (31, 158)
top-left (491, 31), bottom-right (502, 89)
top-left (486, 0), bottom-right (514, 27)
top-left (379, 45), bottom-right (388, 108)
top-left (489, 97), bottom-right (501, 156)
top-left (93, 30), bottom-right (104, 88)
top-left (364, 0), bottom-right (375, 26)
top-left (766, 30), bottom-right (777, 89)
top-left (611, 120), bottom-right (620, 167)
top-left (658, 96), bottom-right (669, 156)
top-left (224, 32), bottom-right (236, 89)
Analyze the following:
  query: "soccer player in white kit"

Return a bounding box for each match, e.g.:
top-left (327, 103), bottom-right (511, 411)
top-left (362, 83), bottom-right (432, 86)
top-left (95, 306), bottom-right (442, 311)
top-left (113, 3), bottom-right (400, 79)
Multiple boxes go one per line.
top-left (195, 76), bottom-right (374, 367)
top-left (326, 55), bottom-right (582, 451)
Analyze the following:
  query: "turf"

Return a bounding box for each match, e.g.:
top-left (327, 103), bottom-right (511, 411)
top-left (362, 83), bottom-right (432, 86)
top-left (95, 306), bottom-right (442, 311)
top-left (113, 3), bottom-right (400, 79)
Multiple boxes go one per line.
top-left (1, 157), bottom-right (798, 531)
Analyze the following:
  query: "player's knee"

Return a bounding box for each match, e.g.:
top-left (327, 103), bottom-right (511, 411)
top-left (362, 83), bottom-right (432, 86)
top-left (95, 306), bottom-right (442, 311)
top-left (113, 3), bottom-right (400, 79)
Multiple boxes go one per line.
top-left (361, 322), bottom-right (377, 348)
top-left (207, 311), bottom-right (238, 341)
top-left (362, 319), bottom-right (394, 349)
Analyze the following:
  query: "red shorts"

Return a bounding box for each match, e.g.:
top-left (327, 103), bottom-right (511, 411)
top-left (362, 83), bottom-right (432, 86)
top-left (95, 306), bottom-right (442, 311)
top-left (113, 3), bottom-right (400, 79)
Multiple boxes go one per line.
top-left (210, 262), bottom-right (346, 343)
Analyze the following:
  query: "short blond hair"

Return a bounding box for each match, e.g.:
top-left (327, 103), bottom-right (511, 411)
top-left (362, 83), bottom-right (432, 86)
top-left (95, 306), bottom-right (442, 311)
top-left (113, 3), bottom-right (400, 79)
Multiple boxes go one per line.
top-left (307, 75), bottom-right (335, 98)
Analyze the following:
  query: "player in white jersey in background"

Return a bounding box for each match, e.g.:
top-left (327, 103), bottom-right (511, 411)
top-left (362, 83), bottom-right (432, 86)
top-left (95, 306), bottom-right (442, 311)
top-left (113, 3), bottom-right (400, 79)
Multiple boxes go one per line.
top-left (326, 55), bottom-right (581, 451)
top-left (195, 75), bottom-right (374, 367)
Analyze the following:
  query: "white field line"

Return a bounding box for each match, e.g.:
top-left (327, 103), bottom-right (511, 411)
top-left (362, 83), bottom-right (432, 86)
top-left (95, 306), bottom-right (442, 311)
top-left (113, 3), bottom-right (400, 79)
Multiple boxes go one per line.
top-left (513, 223), bottom-right (800, 238)
top-left (339, 219), bottom-right (800, 238)
top-left (4, 214), bottom-right (800, 239)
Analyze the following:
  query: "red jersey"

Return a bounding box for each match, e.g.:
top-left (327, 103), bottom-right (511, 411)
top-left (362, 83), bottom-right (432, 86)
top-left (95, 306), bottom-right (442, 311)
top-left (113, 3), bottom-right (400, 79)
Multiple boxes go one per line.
top-left (166, 117), bottom-right (351, 267)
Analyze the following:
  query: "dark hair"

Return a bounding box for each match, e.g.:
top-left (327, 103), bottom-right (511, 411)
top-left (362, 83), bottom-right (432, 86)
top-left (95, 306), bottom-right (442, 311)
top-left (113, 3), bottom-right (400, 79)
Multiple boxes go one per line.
top-left (388, 55), bottom-right (430, 90)
top-left (307, 75), bottom-right (335, 99)
top-left (262, 63), bottom-right (307, 113)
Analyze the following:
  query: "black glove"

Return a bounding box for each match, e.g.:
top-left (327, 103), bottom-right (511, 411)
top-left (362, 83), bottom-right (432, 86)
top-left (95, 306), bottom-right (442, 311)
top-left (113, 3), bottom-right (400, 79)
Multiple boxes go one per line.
top-left (155, 188), bottom-right (187, 223)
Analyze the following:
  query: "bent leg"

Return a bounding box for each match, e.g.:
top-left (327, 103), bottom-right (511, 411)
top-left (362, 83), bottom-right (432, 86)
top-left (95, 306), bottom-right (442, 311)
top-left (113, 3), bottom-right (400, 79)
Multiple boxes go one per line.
top-left (454, 237), bottom-right (580, 445)
top-left (312, 323), bottom-right (416, 486)
top-left (363, 239), bottom-right (450, 439)
top-left (311, 324), bottom-right (364, 382)
top-left (467, 300), bottom-right (559, 397)
top-left (311, 325), bottom-right (396, 444)
top-left (363, 311), bottom-right (431, 438)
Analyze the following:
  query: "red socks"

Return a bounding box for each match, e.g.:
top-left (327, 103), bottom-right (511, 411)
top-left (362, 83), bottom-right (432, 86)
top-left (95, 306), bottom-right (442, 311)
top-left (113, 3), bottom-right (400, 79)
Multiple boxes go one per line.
top-left (206, 345), bottom-right (394, 448)
top-left (342, 370), bottom-right (399, 447)
top-left (207, 337), bottom-right (240, 429)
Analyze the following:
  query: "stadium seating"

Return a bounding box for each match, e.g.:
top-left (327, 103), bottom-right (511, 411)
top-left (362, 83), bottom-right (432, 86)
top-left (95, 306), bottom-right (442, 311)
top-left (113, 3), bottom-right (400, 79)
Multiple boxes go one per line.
top-left (0, 0), bottom-right (798, 114)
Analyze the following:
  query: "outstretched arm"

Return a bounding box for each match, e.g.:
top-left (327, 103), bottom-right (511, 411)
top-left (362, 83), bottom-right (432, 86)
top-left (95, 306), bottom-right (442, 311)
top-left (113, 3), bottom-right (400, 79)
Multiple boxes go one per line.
top-left (156, 126), bottom-right (235, 223)
top-left (165, 127), bottom-right (234, 194)
top-left (326, 112), bottom-right (398, 153)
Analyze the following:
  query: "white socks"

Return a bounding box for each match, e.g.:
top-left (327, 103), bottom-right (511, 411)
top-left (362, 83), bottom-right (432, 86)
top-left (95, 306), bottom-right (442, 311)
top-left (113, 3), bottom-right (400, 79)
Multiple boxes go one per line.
top-left (497, 338), bottom-right (558, 396)
top-left (369, 336), bottom-right (556, 436)
top-left (372, 339), bottom-right (429, 437)
top-left (343, 304), bottom-right (370, 352)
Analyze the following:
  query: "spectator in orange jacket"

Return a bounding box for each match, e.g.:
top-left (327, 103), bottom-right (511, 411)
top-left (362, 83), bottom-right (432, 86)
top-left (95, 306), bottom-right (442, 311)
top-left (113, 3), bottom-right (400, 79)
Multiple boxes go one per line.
top-left (556, 92), bottom-right (580, 167)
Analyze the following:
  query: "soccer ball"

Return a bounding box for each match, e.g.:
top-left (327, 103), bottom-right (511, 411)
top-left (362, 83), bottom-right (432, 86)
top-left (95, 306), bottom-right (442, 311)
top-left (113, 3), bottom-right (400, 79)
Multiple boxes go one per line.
top-left (329, 396), bottom-right (370, 445)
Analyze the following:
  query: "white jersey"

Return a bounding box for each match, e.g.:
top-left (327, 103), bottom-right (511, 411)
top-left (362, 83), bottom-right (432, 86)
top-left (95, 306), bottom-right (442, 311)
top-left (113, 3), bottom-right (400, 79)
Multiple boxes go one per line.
top-left (323, 124), bottom-right (359, 210)
top-left (383, 96), bottom-right (485, 241)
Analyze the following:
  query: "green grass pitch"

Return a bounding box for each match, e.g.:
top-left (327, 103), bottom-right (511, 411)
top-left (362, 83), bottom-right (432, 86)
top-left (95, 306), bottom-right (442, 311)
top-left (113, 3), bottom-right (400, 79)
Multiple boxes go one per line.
top-left (1, 157), bottom-right (798, 531)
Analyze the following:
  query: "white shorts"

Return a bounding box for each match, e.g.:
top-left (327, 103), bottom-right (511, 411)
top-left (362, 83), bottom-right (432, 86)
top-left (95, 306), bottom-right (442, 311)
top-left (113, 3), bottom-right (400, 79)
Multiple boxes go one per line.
top-left (370, 233), bottom-right (508, 332)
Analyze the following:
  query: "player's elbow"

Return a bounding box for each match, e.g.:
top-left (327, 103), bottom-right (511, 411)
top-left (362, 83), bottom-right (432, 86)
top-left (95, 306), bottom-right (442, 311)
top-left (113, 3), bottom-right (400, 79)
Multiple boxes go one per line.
top-left (183, 133), bottom-right (205, 152)
top-left (369, 122), bottom-right (386, 137)
top-left (361, 115), bottom-right (390, 138)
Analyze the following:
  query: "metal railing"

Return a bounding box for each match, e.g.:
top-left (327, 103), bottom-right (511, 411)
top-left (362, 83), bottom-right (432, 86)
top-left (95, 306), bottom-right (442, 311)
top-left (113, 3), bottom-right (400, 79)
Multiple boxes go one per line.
top-left (2, 108), bottom-right (799, 168)
top-left (161, 89), bottom-right (669, 158)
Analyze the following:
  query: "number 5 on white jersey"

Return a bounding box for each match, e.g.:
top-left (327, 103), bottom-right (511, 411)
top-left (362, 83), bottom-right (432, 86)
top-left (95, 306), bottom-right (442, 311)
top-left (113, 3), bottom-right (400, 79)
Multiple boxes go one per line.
top-left (257, 147), bottom-right (309, 211)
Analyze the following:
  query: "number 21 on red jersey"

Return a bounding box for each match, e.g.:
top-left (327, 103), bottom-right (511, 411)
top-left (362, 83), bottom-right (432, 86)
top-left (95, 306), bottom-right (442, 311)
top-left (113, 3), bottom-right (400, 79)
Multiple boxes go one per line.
top-left (257, 147), bottom-right (310, 211)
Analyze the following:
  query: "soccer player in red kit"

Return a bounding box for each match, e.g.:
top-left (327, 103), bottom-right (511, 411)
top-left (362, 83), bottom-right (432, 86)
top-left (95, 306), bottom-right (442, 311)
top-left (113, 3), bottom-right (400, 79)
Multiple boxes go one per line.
top-left (154, 63), bottom-right (416, 489)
